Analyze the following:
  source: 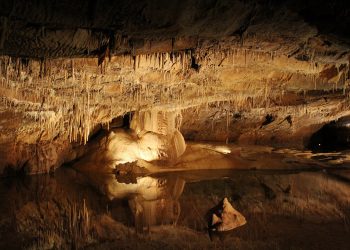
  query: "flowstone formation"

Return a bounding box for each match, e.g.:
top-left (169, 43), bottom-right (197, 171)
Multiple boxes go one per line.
top-left (74, 110), bottom-right (186, 172)
top-left (0, 0), bottom-right (350, 175)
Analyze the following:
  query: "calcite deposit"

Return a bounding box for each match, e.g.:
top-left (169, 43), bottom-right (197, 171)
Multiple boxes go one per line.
top-left (1, 0), bottom-right (350, 174)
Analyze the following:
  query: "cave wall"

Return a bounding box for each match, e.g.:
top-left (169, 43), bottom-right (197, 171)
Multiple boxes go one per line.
top-left (0, 0), bottom-right (350, 174)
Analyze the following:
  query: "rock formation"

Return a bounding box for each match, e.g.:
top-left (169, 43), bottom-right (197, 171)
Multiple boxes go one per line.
top-left (0, 0), bottom-right (350, 174)
top-left (209, 197), bottom-right (247, 232)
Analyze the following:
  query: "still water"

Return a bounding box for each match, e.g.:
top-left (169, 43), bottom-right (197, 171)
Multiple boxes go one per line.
top-left (0, 145), bottom-right (350, 249)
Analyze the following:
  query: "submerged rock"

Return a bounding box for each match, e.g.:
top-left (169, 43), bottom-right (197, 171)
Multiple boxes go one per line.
top-left (209, 197), bottom-right (246, 232)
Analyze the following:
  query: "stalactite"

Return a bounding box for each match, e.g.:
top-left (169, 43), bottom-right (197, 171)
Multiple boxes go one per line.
top-left (71, 60), bottom-right (75, 82)
top-left (181, 51), bottom-right (185, 71)
top-left (1, 45), bottom-right (345, 147)
top-left (64, 68), bottom-right (67, 85)
top-left (133, 55), bottom-right (136, 71)
top-left (312, 75), bottom-right (317, 90)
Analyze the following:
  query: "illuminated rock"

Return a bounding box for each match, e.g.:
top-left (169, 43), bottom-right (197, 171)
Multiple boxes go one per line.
top-left (210, 197), bottom-right (246, 232)
top-left (74, 109), bottom-right (187, 172)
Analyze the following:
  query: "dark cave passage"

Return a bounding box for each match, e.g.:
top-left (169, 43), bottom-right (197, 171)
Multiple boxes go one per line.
top-left (308, 116), bottom-right (350, 152)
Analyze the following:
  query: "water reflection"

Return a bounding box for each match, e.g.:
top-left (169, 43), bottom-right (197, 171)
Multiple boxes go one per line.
top-left (74, 163), bottom-right (186, 233)
top-left (1, 154), bottom-right (350, 249)
top-left (129, 179), bottom-right (183, 233)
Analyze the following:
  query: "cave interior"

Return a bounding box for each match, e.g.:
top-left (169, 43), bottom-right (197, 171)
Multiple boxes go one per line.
top-left (1, 1), bottom-right (350, 249)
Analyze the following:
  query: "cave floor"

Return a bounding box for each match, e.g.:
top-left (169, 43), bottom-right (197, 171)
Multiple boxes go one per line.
top-left (0, 144), bottom-right (350, 249)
